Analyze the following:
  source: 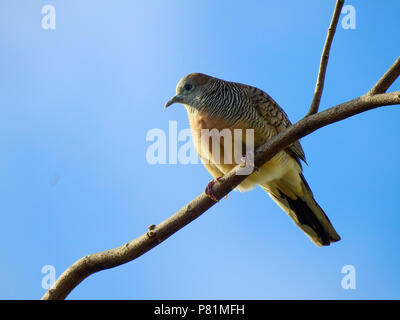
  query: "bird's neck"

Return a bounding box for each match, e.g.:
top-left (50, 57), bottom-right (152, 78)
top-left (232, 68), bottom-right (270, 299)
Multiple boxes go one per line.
top-left (191, 80), bottom-right (244, 120)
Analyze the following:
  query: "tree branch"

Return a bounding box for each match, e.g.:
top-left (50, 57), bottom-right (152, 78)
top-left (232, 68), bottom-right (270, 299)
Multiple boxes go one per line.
top-left (307, 0), bottom-right (344, 116)
top-left (42, 87), bottom-right (400, 300)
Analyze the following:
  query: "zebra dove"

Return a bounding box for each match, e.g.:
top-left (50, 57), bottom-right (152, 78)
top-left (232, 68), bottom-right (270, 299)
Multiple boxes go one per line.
top-left (165, 73), bottom-right (340, 247)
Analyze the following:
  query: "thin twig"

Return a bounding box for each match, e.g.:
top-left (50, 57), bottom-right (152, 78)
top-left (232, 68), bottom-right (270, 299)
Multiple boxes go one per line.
top-left (306, 0), bottom-right (344, 116)
top-left (368, 57), bottom-right (400, 95)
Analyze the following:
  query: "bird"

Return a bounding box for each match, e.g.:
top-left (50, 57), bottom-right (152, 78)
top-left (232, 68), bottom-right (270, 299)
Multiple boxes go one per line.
top-left (165, 73), bottom-right (340, 247)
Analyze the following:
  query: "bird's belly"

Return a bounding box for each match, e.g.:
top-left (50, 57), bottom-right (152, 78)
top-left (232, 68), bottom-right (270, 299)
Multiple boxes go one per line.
top-left (188, 111), bottom-right (260, 165)
top-left (191, 127), bottom-right (293, 192)
top-left (187, 109), bottom-right (294, 192)
top-left (206, 149), bottom-right (294, 192)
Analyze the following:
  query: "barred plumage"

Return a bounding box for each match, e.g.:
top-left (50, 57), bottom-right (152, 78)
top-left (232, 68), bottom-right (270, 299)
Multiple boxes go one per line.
top-left (165, 73), bottom-right (340, 247)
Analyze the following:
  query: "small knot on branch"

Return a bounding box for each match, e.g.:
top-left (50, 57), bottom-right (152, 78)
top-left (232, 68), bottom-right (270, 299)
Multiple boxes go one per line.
top-left (147, 224), bottom-right (157, 238)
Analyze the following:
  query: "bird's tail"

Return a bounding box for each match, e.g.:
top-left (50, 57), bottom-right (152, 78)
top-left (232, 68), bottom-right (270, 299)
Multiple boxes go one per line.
top-left (261, 174), bottom-right (340, 247)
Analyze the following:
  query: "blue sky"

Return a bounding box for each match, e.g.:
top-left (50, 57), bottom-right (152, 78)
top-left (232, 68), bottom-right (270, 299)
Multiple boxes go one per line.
top-left (0, 0), bottom-right (399, 299)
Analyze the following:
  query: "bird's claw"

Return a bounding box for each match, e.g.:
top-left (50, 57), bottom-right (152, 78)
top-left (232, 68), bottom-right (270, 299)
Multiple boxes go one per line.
top-left (205, 177), bottom-right (223, 202)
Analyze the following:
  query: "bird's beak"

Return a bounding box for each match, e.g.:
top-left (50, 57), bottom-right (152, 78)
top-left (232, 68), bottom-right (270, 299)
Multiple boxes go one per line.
top-left (164, 95), bottom-right (182, 108)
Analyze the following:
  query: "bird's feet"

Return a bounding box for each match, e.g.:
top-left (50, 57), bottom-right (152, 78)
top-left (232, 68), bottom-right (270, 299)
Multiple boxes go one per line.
top-left (205, 177), bottom-right (223, 202)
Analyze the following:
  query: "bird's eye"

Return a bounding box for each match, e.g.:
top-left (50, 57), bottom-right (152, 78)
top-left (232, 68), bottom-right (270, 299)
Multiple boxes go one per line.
top-left (184, 84), bottom-right (193, 91)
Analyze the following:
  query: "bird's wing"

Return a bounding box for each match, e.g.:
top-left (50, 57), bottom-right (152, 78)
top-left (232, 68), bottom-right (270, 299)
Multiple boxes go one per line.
top-left (244, 85), bottom-right (307, 165)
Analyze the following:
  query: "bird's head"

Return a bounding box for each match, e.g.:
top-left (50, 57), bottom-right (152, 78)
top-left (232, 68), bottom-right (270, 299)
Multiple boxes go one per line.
top-left (164, 73), bottom-right (212, 109)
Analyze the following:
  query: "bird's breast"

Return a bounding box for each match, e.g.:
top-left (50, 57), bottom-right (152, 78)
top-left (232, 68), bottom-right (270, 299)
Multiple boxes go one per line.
top-left (187, 110), bottom-right (232, 132)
